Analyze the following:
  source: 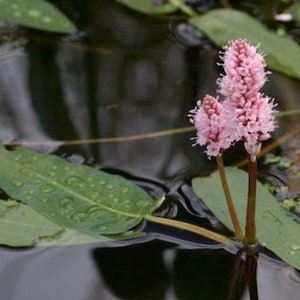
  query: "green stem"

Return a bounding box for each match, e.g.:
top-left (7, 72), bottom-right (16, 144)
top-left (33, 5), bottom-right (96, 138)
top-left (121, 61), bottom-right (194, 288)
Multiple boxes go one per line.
top-left (216, 155), bottom-right (244, 240)
top-left (277, 108), bottom-right (300, 118)
top-left (243, 156), bottom-right (257, 244)
top-left (168, 0), bottom-right (197, 17)
top-left (145, 215), bottom-right (230, 244)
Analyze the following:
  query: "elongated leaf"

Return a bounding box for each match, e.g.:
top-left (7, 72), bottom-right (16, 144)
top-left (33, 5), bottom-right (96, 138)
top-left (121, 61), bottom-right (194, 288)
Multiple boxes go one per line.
top-left (0, 200), bottom-right (63, 247)
top-left (189, 9), bottom-right (300, 80)
top-left (0, 146), bottom-right (163, 238)
top-left (0, 0), bottom-right (76, 33)
top-left (39, 228), bottom-right (146, 247)
top-left (116, 0), bottom-right (177, 14)
top-left (192, 167), bottom-right (300, 270)
top-left (0, 199), bottom-right (145, 247)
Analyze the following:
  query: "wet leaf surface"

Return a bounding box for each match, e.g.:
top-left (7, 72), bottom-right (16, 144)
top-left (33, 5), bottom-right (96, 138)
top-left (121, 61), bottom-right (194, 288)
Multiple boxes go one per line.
top-left (0, 146), bottom-right (163, 238)
top-left (0, 200), bottom-right (62, 247)
top-left (116, 0), bottom-right (177, 14)
top-left (189, 9), bottom-right (300, 80)
top-left (192, 167), bottom-right (300, 270)
top-left (0, 0), bottom-right (76, 33)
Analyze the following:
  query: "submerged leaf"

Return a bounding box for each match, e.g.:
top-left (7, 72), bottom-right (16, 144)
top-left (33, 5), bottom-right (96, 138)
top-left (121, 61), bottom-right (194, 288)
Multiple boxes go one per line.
top-left (189, 9), bottom-right (300, 80)
top-left (0, 0), bottom-right (76, 33)
top-left (116, 0), bottom-right (177, 14)
top-left (192, 167), bottom-right (300, 270)
top-left (0, 200), bottom-right (63, 247)
top-left (0, 146), bottom-right (163, 238)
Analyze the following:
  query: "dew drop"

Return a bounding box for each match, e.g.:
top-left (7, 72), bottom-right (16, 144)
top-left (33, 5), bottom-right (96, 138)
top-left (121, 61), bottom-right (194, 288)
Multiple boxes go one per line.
top-left (43, 17), bottom-right (52, 23)
top-left (123, 231), bottom-right (133, 236)
top-left (98, 226), bottom-right (107, 231)
top-left (28, 10), bottom-right (41, 17)
top-left (121, 187), bottom-right (129, 193)
top-left (60, 197), bottom-right (74, 207)
top-left (71, 212), bottom-right (87, 222)
top-left (40, 184), bottom-right (55, 193)
top-left (137, 200), bottom-right (147, 207)
top-left (21, 167), bottom-right (30, 175)
top-left (291, 245), bottom-right (300, 251)
top-left (66, 176), bottom-right (85, 187)
top-left (106, 184), bottom-right (113, 190)
top-left (11, 179), bottom-right (23, 187)
top-left (91, 192), bottom-right (99, 199)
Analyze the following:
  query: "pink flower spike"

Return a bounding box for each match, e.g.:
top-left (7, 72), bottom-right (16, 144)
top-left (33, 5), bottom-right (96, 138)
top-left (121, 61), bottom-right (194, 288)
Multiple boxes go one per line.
top-left (218, 38), bottom-right (267, 102)
top-left (189, 94), bottom-right (235, 158)
top-left (218, 39), bottom-right (277, 160)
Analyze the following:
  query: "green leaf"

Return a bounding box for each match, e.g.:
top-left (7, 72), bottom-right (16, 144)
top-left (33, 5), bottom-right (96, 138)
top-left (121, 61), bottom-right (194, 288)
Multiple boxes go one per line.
top-left (0, 199), bottom-right (145, 247)
top-left (189, 9), bottom-right (300, 80)
top-left (0, 146), bottom-right (163, 238)
top-left (116, 0), bottom-right (177, 14)
top-left (285, 3), bottom-right (300, 21)
top-left (192, 167), bottom-right (300, 270)
top-left (39, 228), bottom-right (146, 247)
top-left (0, 199), bottom-right (63, 247)
top-left (0, 0), bottom-right (76, 33)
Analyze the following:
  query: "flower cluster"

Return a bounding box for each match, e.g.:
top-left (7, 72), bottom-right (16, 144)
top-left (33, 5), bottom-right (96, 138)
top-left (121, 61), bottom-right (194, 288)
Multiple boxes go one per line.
top-left (189, 38), bottom-right (276, 161)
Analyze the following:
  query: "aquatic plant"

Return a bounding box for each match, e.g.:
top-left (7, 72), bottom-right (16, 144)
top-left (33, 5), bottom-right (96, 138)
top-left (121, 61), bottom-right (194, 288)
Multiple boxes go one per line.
top-left (189, 38), bottom-right (277, 244)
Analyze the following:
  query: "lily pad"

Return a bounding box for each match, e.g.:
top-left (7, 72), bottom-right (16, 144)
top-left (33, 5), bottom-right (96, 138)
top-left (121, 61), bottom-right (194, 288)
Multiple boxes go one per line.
top-left (0, 146), bottom-right (163, 238)
top-left (0, 0), bottom-right (76, 33)
top-left (192, 167), bottom-right (300, 270)
top-left (116, 0), bottom-right (177, 14)
top-left (189, 9), bottom-right (300, 80)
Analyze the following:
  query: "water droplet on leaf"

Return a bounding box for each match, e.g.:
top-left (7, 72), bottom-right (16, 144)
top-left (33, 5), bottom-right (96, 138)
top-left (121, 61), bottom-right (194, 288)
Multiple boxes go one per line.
top-left (66, 176), bottom-right (85, 187)
top-left (71, 212), bottom-right (87, 222)
top-left (121, 187), bottom-right (129, 193)
top-left (40, 184), bottom-right (55, 193)
top-left (28, 10), bottom-right (41, 17)
top-left (60, 197), bottom-right (74, 207)
top-left (11, 179), bottom-right (23, 187)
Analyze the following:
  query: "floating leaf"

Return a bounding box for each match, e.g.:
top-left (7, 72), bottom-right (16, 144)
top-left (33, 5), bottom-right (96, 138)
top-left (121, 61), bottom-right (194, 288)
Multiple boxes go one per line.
top-left (285, 3), bottom-right (300, 21)
top-left (192, 167), bottom-right (300, 270)
top-left (0, 0), bottom-right (76, 33)
top-left (189, 9), bottom-right (300, 80)
top-left (0, 146), bottom-right (163, 239)
top-left (0, 199), bottom-right (145, 247)
top-left (0, 200), bottom-right (63, 247)
top-left (39, 228), bottom-right (146, 247)
top-left (116, 0), bottom-right (177, 14)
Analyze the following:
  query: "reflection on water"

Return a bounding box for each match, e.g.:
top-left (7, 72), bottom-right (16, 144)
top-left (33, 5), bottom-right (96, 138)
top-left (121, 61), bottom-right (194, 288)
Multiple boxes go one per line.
top-left (0, 0), bottom-right (299, 299)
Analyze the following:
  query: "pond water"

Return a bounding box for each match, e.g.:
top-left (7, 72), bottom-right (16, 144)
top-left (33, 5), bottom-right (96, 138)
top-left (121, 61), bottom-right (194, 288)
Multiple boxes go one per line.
top-left (0, 0), bottom-right (299, 299)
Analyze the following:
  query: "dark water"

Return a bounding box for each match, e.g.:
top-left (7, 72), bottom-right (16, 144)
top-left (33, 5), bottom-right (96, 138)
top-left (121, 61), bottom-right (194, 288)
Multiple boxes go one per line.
top-left (0, 0), bottom-right (299, 299)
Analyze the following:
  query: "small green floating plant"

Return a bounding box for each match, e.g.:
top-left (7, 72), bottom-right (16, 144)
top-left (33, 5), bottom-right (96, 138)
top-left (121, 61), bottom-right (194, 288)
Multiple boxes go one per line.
top-left (188, 38), bottom-right (276, 245)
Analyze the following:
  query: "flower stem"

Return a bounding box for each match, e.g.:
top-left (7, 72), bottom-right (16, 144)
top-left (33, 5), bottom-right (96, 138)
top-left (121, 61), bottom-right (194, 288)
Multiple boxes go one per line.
top-left (243, 156), bottom-right (257, 244)
top-left (145, 215), bottom-right (230, 244)
top-left (216, 155), bottom-right (243, 240)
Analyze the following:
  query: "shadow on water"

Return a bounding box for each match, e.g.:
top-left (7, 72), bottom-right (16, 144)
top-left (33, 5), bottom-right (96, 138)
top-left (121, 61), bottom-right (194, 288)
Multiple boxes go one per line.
top-left (0, 0), bottom-right (299, 299)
